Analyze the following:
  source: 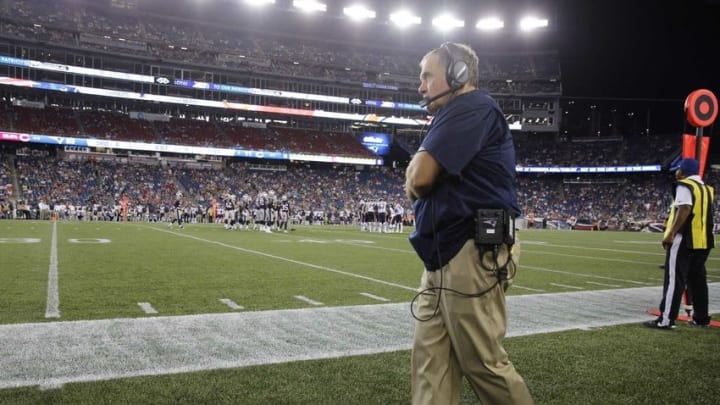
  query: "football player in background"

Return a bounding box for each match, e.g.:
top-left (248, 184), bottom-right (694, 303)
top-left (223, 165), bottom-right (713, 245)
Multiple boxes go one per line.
top-left (278, 195), bottom-right (290, 233)
top-left (223, 193), bottom-right (237, 230)
top-left (169, 191), bottom-right (184, 229)
top-left (392, 201), bottom-right (405, 233)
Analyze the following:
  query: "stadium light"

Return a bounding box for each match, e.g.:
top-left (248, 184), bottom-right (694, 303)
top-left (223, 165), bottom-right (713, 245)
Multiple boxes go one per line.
top-left (389, 10), bottom-right (421, 28)
top-left (244, 0), bottom-right (275, 6)
top-left (519, 16), bottom-right (549, 31)
top-left (431, 14), bottom-right (464, 31)
top-left (293, 0), bottom-right (326, 13)
top-left (343, 4), bottom-right (376, 21)
top-left (476, 16), bottom-right (504, 31)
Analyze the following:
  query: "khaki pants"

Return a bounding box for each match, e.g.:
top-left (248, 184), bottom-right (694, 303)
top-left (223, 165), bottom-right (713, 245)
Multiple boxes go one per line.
top-left (411, 239), bottom-right (533, 405)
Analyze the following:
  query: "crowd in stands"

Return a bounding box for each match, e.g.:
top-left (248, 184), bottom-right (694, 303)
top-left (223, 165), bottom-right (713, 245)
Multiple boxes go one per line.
top-left (517, 173), bottom-right (675, 230)
top-left (155, 118), bottom-right (229, 149)
top-left (0, 0), bottom-right (561, 94)
top-left (394, 130), bottom-right (679, 167)
top-left (3, 99), bottom-right (685, 167)
top-left (0, 149), bottom-right (12, 213)
top-left (2, 103), bottom-right (377, 158)
top-left (0, 152), bottom-right (410, 224)
top-left (3, 145), bottom-right (718, 232)
top-left (513, 133), bottom-right (677, 167)
top-left (78, 109), bottom-right (157, 143)
top-left (0, 0), bottom-right (707, 229)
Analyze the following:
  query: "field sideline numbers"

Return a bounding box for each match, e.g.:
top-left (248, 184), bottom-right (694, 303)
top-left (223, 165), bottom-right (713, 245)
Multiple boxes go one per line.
top-left (0, 238), bottom-right (41, 243)
top-left (296, 239), bottom-right (375, 244)
top-left (68, 238), bottom-right (111, 244)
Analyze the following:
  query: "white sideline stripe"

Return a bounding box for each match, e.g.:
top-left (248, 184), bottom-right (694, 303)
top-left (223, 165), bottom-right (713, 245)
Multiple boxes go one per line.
top-left (138, 302), bottom-right (158, 314)
top-left (360, 292), bottom-right (390, 302)
top-left (1, 284), bottom-right (719, 390)
top-left (294, 231), bottom-right (684, 266)
top-left (148, 227), bottom-right (418, 292)
top-left (44, 221), bottom-right (60, 318)
top-left (586, 281), bottom-right (622, 288)
top-left (523, 249), bottom-right (659, 266)
top-left (39, 381), bottom-right (63, 390)
top-left (523, 264), bottom-right (651, 285)
top-left (219, 298), bottom-right (244, 310)
top-left (527, 242), bottom-right (667, 257)
top-left (333, 241), bottom-right (413, 254)
top-left (511, 285), bottom-right (545, 292)
top-left (294, 295), bottom-right (323, 306)
top-left (550, 283), bottom-right (585, 290)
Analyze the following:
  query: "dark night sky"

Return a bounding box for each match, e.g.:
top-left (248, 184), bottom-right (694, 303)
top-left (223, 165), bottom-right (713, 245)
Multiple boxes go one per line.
top-left (553, 0), bottom-right (720, 100)
top-left (375, 0), bottom-right (720, 100)
top-left (545, 0), bottom-right (720, 145)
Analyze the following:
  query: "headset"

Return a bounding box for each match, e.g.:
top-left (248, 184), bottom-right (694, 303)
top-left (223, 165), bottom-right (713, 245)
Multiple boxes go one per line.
top-left (419, 42), bottom-right (470, 108)
top-left (441, 42), bottom-right (470, 90)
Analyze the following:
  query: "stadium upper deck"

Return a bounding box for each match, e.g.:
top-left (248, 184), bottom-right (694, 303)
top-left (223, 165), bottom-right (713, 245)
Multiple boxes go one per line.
top-left (0, 0), bottom-right (561, 135)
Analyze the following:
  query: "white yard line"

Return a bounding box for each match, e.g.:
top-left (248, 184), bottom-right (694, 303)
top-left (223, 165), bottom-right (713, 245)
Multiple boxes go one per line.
top-left (522, 264), bottom-right (652, 285)
top-left (152, 226), bottom-right (658, 294)
top-left (523, 249), bottom-right (660, 266)
top-left (219, 298), bottom-right (244, 310)
top-left (147, 227), bottom-right (419, 292)
top-left (44, 221), bottom-right (60, 319)
top-left (294, 295), bottom-right (324, 306)
top-left (527, 242), bottom-right (667, 257)
top-left (332, 241), bottom-right (415, 254)
top-left (301, 229), bottom-right (669, 259)
top-left (530, 240), bottom-right (719, 263)
top-left (509, 285), bottom-right (546, 292)
top-left (586, 281), bottom-right (622, 288)
top-left (360, 292), bottom-right (390, 302)
top-left (138, 302), bottom-right (158, 314)
top-left (550, 283), bottom-right (585, 290)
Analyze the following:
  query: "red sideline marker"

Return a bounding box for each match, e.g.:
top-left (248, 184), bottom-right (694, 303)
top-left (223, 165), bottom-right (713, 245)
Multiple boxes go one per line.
top-left (646, 310), bottom-right (720, 328)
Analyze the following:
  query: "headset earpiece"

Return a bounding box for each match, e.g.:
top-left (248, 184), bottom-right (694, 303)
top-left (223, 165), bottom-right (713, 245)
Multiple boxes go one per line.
top-left (441, 42), bottom-right (469, 90)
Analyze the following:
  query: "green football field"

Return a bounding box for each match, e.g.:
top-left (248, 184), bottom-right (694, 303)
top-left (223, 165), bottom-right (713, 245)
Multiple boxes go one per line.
top-left (1, 221), bottom-right (718, 404)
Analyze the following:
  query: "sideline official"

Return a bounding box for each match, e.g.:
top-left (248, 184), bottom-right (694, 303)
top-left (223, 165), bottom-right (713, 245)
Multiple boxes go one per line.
top-left (646, 158), bottom-right (714, 329)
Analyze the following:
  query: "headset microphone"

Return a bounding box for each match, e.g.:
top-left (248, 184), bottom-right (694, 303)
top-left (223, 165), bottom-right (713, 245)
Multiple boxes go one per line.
top-left (418, 87), bottom-right (454, 109)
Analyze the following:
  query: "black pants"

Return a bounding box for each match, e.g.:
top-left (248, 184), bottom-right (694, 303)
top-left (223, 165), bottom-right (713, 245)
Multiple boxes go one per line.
top-left (659, 234), bottom-right (711, 324)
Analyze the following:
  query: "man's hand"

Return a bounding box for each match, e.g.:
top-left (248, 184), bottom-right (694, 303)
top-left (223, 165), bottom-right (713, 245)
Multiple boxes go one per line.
top-left (405, 184), bottom-right (418, 202)
top-left (662, 234), bottom-right (673, 250)
top-left (662, 205), bottom-right (691, 250)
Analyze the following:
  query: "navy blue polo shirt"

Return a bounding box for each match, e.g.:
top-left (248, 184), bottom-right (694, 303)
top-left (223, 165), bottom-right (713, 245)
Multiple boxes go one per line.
top-left (409, 90), bottom-right (520, 270)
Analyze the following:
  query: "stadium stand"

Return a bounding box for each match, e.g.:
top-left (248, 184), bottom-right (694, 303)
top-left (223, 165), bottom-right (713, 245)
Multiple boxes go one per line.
top-left (0, 0), bottom-right (713, 231)
top-left (154, 117), bottom-right (229, 148)
top-left (12, 105), bottom-right (81, 136)
top-left (77, 110), bottom-right (158, 143)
